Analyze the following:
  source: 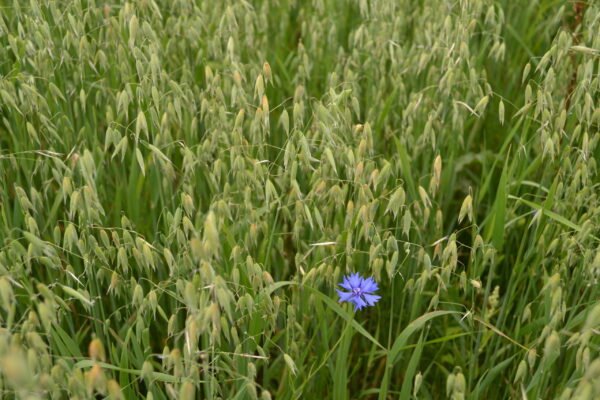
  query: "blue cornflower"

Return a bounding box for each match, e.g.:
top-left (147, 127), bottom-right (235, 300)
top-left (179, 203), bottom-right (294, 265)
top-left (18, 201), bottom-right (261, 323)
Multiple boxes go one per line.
top-left (336, 273), bottom-right (381, 311)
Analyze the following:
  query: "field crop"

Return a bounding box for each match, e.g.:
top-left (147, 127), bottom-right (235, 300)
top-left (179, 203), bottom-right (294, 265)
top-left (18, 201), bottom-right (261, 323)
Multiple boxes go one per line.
top-left (0, 1), bottom-right (599, 399)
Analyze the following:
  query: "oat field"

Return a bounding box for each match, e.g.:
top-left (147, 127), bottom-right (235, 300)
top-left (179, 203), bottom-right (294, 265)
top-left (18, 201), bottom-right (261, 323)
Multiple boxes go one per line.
top-left (0, 1), bottom-right (599, 399)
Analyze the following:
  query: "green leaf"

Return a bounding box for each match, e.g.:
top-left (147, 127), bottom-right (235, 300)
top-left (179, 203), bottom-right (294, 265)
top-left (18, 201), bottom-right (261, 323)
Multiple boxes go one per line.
top-left (51, 323), bottom-right (83, 358)
top-left (388, 310), bottom-right (460, 365)
top-left (471, 355), bottom-right (516, 398)
top-left (74, 360), bottom-right (183, 383)
top-left (399, 334), bottom-right (425, 400)
top-left (485, 157), bottom-right (508, 251)
top-left (380, 311), bottom-right (461, 400)
top-left (511, 196), bottom-right (599, 241)
top-left (395, 139), bottom-right (418, 202)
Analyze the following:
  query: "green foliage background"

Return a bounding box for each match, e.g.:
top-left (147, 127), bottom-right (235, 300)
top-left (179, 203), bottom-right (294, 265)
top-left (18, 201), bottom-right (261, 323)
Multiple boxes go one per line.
top-left (0, 0), bottom-right (599, 399)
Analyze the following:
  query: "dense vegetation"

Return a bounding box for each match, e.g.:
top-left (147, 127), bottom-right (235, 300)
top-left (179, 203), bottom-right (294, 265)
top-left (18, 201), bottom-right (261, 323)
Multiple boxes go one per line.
top-left (0, 1), bottom-right (599, 399)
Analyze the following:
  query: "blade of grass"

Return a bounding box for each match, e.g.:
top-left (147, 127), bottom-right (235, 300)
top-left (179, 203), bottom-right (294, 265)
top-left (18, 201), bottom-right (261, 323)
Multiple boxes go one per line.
top-left (380, 311), bottom-right (461, 400)
top-left (399, 333), bottom-right (425, 400)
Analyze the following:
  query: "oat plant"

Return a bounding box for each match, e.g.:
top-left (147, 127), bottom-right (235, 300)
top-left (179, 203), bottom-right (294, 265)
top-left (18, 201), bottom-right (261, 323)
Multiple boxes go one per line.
top-left (0, 0), bottom-right (599, 399)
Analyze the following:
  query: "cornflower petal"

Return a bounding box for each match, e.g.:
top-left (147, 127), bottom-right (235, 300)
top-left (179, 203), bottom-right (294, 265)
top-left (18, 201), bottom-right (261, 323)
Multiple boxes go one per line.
top-left (336, 290), bottom-right (354, 303)
top-left (362, 293), bottom-right (381, 306)
top-left (339, 276), bottom-right (353, 291)
top-left (361, 277), bottom-right (378, 293)
top-left (351, 296), bottom-right (367, 311)
top-left (348, 273), bottom-right (362, 288)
